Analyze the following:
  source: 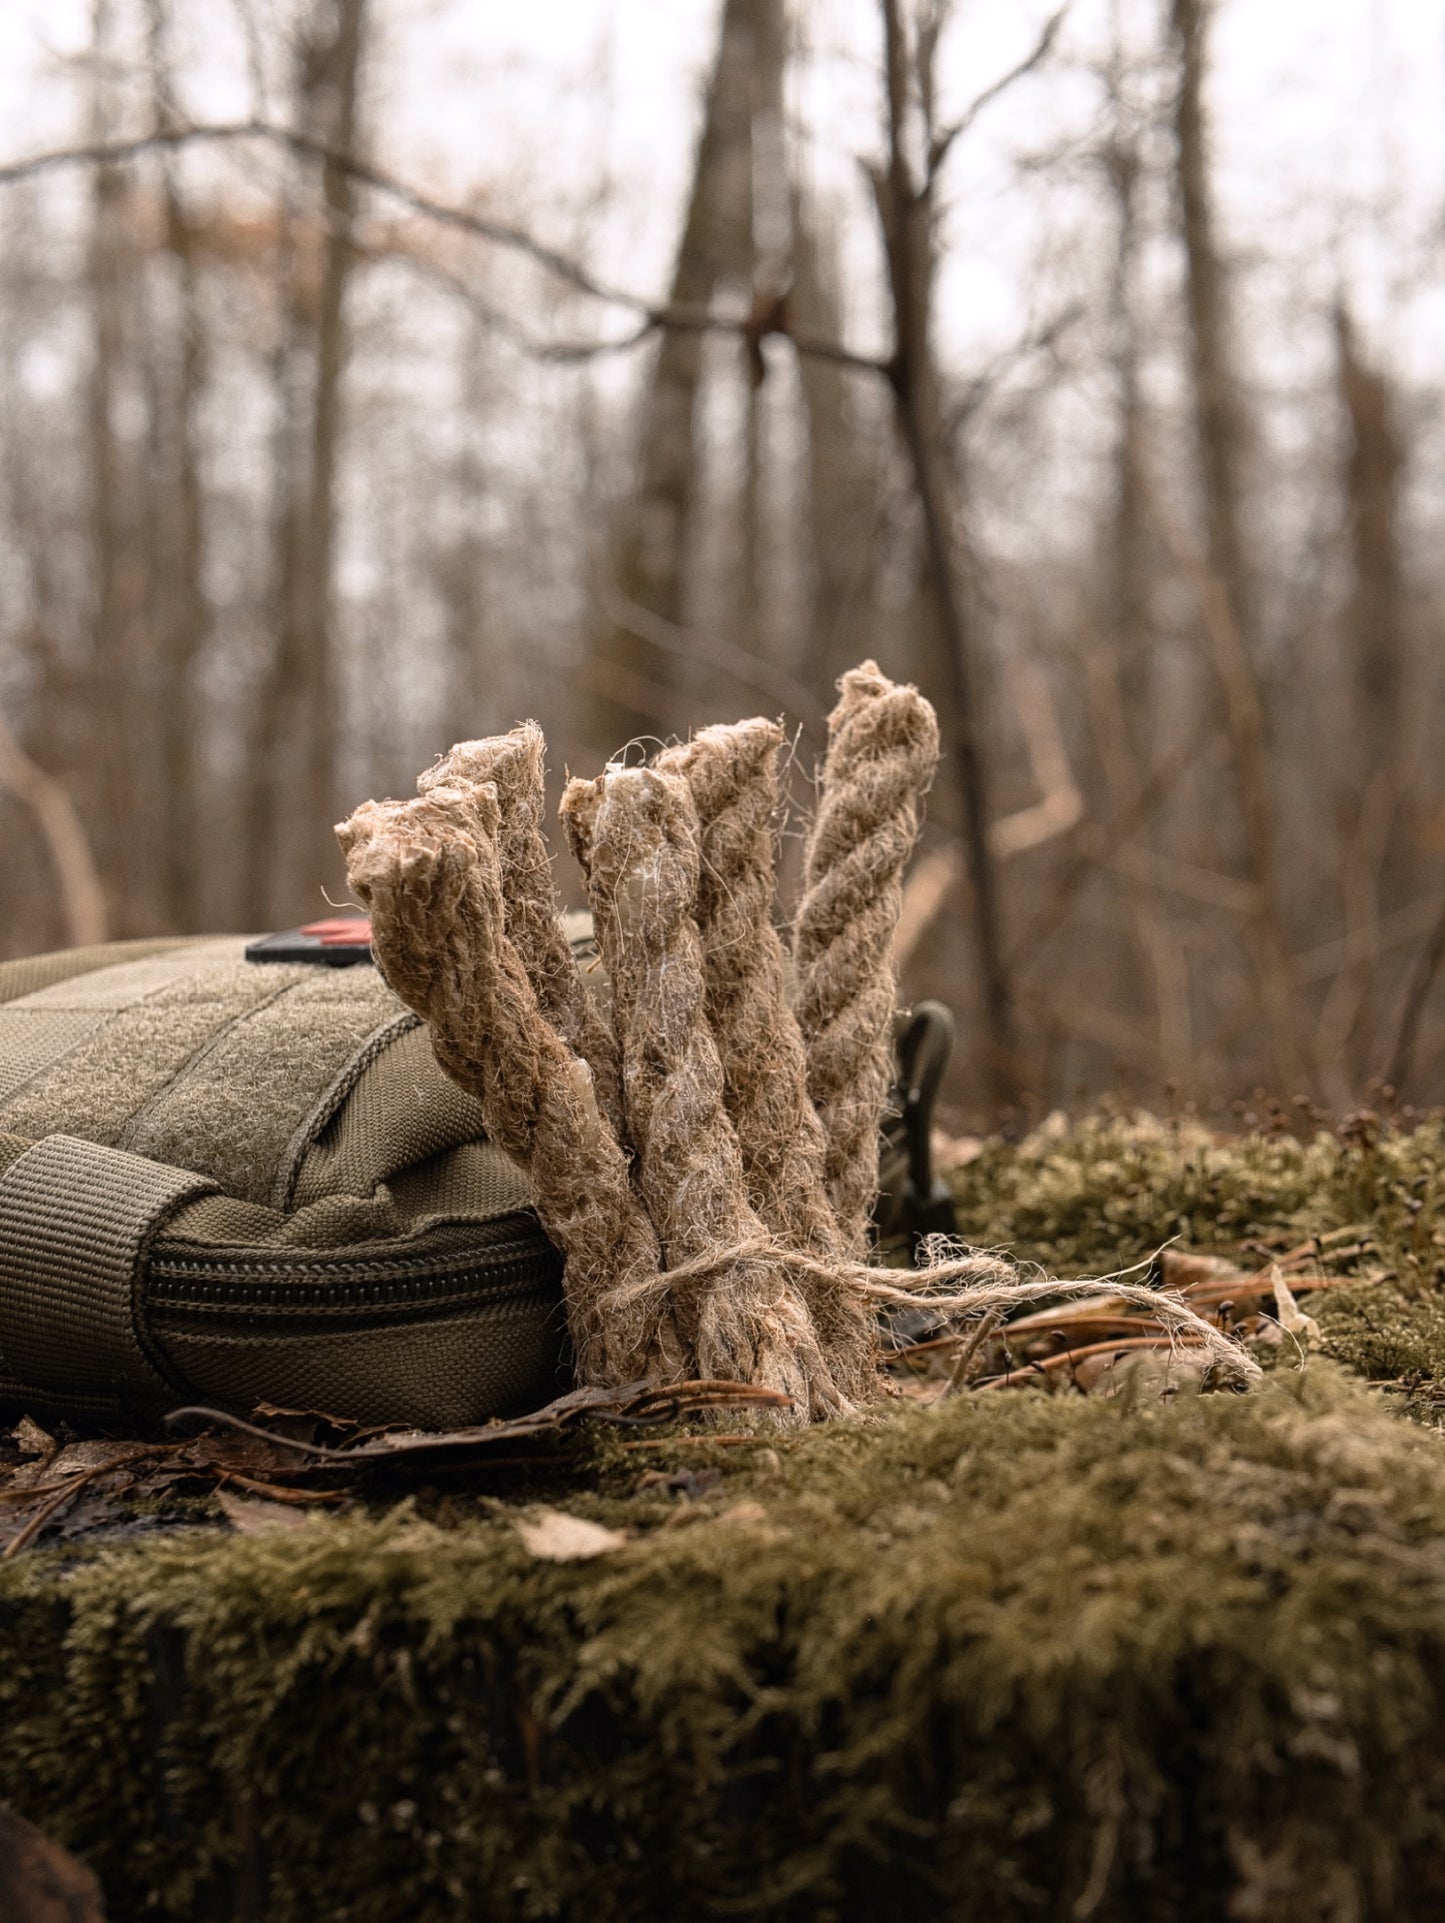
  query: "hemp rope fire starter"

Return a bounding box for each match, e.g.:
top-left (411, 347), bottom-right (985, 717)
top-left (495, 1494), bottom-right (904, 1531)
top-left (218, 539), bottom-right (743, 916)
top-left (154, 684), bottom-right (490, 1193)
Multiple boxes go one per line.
top-left (339, 661), bottom-right (1260, 1421)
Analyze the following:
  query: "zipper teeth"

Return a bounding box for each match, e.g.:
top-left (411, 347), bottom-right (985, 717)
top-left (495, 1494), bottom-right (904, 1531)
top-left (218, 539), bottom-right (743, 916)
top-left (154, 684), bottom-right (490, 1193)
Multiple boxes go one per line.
top-left (148, 1235), bottom-right (560, 1316)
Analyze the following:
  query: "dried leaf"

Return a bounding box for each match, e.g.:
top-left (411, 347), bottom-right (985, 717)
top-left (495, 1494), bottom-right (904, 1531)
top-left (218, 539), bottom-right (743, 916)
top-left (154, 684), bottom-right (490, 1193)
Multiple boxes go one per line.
top-left (716, 1501), bottom-right (770, 1526)
top-left (1270, 1264), bottom-right (1322, 1351)
top-left (514, 1508), bottom-right (627, 1562)
top-left (0, 1805), bottom-right (106, 1921)
top-left (1159, 1251), bottom-right (1246, 1291)
top-left (166, 1378), bottom-right (790, 1469)
top-left (215, 1490), bottom-right (314, 1536)
top-left (46, 1441), bottom-right (137, 1479)
top-left (11, 1418), bottom-right (55, 1462)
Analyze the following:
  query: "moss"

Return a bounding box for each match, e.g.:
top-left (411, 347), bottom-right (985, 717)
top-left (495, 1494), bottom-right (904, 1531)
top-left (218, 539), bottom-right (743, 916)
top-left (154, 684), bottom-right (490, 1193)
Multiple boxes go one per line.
top-left (947, 1112), bottom-right (1445, 1276)
top-left (9, 1114), bottom-right (1445, 1919)
top-left (3, 1371), bottom-right (1445, 1920)
top-left (949, 1112), bottom-right (1445, 1413)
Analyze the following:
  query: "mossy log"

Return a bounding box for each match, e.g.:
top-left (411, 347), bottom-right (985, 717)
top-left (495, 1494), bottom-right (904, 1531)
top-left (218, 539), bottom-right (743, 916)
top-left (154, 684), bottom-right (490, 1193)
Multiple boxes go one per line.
top-left (4, 1115), bottom-right (1445, 1922)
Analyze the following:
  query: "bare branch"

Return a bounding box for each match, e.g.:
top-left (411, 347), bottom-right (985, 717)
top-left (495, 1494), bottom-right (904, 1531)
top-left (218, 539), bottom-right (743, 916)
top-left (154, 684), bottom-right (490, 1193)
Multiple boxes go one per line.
top-left (1382, 894), bottom-right (1445, 1098)
top-left (928, 5), bottom-right (1070, 175)
top-left (891, 659), bottom-right (1083, 969)
top-left (0, 119), bottom-right (891, 376)
top-left (0, 708), bottom-right (108, 947)
top-left (987, 658), bottom-right (1083, 860)
top-left (0, 119), bottom-right (628, 300)
top-left (596, 586), bottom-right (825, 725)
top-left (1007, 711), bottom-right (1219, 974)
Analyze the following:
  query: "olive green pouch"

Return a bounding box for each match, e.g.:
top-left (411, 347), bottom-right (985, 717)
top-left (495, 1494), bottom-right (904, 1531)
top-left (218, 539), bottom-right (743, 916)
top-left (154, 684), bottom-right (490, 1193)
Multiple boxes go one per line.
top-left (0, 930), bottom-right (954, 1433)
top-left (0, 936), bottom-right (566, 1431)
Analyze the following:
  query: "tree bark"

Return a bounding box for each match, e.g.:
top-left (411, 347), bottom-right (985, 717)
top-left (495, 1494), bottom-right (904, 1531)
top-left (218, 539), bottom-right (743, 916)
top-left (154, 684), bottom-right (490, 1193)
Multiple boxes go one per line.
top-left (1335, 302), bottom-right (1408, 855)
top-left (1096, 25), bottom-right (1191, 1080)
top-left (84, 0), bottom-right (136, 934)
top-left (146, 0), bottom-right (210, 932)
top-left (1171, 0), bottom-right (1254, 647)
top-left (591, 0), bottom-right (758, 752)
top-left (241, 0), bottom-right (368, 928)
top-left (870, 0), bottom-right (1018, 1108)
top-left (1169, 0), bottom-right (1305, 1090)
top-left (794, 189), bottom-right (880, 703)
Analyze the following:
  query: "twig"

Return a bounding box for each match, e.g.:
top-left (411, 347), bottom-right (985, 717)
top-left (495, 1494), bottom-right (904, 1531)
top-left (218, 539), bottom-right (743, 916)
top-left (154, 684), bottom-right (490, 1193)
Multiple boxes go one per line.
top-left (2, 1447), bottom-right (168, 1558)
top-left (215, 1471), bottom-right (346, 1505)
top-left (165, 1379), bottom-right (795, 1463)
top-left (941, 1307), bottom-right (1002, 1393)
top-left (1382, 891), bottom-right (1445, 1096)
top-left (977, 1333), bottom-right (1210, 1390)
top-left (0, 705), bottom-right (108, 945)
top-left (0, 119), bottom-right (890, 376)
top-left (928, 7), bottom-right (1071, 172)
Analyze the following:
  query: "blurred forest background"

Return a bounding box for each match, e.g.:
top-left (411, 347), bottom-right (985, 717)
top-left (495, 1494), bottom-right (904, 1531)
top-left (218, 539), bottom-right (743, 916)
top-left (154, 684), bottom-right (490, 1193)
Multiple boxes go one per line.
top-left (0, 0), bottom-right (1441, 1124)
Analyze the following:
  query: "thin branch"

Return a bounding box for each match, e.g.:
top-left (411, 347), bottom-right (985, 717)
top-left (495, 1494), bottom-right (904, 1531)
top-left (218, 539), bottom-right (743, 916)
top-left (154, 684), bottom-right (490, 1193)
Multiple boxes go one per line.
top-left (1382, 893), bottom-right (1445, 1097)
top-left (946, 300), bottom-right (1082, 434)
top-left (0, 119), bottom-right (891, 376)
top-left (1007, 710), bottom-right (1218, 974)
top-left (596, 585), bottom-right (825, 725)
top-left (987, 657), bottom-right (1083, 860)
top-left (892, 659), bottom-right (1083, 970)
top-left (0, 119), bottom-right (622, 301)
top-left (0, 706), bottom-right (108, 946)
top-left (928, 5), bottom-right (1071, 175)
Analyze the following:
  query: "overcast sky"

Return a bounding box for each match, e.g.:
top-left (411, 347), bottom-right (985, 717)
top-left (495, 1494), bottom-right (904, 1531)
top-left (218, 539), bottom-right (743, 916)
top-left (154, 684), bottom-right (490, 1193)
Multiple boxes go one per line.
top-left (0, 1), bottom-right (1438, 340)
top-left (0, 0), bottom-right (1437, 543)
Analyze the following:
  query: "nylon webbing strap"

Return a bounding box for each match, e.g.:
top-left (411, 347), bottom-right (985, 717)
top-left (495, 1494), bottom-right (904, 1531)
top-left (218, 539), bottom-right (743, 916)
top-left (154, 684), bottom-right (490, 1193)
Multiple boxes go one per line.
top-left (0, 1134), bottom-right (216, 1406)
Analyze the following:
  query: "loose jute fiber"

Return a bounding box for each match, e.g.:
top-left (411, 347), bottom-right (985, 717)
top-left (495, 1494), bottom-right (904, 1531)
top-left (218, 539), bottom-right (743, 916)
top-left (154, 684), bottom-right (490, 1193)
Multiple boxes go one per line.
top-left (338, 663), bottom-right (1260, 1420)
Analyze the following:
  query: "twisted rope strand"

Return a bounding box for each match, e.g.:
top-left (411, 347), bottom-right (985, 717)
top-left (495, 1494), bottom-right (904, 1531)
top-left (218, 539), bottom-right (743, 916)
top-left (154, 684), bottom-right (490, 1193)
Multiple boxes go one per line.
top-left (794, 662), bottom-right (940, 1254)
top-left (421, 724), bottom-right (626, 1145)
top-left (336, 786), bottom-right (684, 1386)
top-left (585, 765), bottom-right (848, 1421)
top-left (657, 720), bottom-right (878, 1401)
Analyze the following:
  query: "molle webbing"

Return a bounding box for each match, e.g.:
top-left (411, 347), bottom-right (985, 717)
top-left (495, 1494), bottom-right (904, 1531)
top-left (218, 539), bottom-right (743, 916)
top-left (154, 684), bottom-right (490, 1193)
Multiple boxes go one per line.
top-left (0, 1134), bottom-right (216, 1406)
top-left (0, 944), bottom-right (415, 1207)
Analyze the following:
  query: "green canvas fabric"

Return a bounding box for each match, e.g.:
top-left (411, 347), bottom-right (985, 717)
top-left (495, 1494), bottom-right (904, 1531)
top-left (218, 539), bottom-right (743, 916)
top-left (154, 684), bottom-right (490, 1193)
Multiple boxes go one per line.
top-left (0, 1134), bottom-right (216, 1409)
top-left (0, 936), bottom-right (205, 1006)
top-left (0, 939), bottom-right (565, 1430)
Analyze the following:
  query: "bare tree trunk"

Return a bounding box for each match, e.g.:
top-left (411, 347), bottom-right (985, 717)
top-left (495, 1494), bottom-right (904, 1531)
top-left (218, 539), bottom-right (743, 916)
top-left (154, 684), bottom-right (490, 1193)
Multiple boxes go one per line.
top-left (1305, 303), bottom-right (1411, 1099)
top-left (1170, 0), bottom-right (1254, 648)
top-left (1102, 49), bottom-right (1150, 748)
top-left (1168, 0), bottom-right (1304, 1090)
top-left (146, 0), bottom-right (210, 932)
top-left (591, 0), bottom-right (757, 751)
top-left (84, 0), bottom-right (136, 934)
top-left (0, 195), bottom-right (73, 812)
top-left (870, 0), bottom-right (1017, 1108)
top-left (794, 190), bottom-right (880, 704)
top-left (1096, 19), bottom-right (1189, 1081)
top-left (738, 0), bottom-right (790, 652)
top-left (0, 708), bottom-right (109, 947)
top-left (241, 0), bottom-right (368, 928)
top-left (1335, 301), bottom-right (1408, 869)
top-left (437, 317), bottom-right (494, 743)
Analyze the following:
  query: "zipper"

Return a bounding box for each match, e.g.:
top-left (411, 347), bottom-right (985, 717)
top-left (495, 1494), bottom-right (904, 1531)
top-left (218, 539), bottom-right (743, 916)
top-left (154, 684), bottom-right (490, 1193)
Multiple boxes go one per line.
top-left (146, 1218), bottom-right (563, 1335)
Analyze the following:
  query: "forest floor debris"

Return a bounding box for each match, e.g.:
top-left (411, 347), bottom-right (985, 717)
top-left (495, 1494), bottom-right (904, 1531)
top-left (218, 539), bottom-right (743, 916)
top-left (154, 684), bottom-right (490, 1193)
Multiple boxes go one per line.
top-left (4, 1110), bottom-right (1445, 1919)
